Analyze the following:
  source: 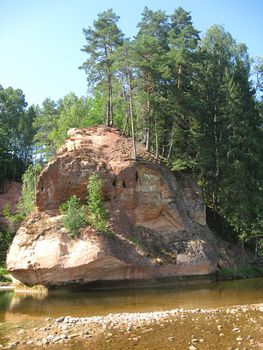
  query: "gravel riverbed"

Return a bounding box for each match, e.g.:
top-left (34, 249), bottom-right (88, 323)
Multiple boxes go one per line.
top-left (1, 304), bottom-right (263, 349)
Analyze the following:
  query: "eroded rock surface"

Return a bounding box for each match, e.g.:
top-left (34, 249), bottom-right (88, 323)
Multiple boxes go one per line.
top-left (0, 181), bottom-right (21, 228)
top-left (7, 126), bottom-right (218, 286)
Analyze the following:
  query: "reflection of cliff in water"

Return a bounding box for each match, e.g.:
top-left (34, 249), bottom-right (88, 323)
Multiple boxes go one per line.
top-left (0, 291), bottom-right (13, 322)
top-left (3, 278), bottom-right (263, 320)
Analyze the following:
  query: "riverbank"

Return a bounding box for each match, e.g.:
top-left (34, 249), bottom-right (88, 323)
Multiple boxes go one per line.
top-left (1, 304), bottom-right (263, 349)
top-left (0, 286), bottom-right (13, 291)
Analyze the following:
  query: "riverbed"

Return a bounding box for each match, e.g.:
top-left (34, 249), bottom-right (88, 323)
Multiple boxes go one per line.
top-left (1, 278), bottom-right (263, 349)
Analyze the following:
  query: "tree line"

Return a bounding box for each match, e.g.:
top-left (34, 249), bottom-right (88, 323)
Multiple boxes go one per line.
top-left (1, 7), bottom-right (263, 255)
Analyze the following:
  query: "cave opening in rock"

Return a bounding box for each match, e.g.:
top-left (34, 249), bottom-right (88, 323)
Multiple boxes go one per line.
top-left (122, 181), bottom-right (127, 188)
top-left (104, 195), bottom-right (111, 202)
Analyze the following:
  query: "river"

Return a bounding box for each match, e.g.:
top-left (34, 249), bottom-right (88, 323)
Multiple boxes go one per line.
top-left (0, 278), bottom-right (263, 349)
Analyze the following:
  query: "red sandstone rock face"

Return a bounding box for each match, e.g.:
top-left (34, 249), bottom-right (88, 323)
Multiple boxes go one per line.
top-left (7, 126), bottom-right (218, 287)
top-left (0, 181), bottom-right (22, 228)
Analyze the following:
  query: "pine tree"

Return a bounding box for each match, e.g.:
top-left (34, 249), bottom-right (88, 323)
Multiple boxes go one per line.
top-left (133, 7), bottom-right (169, 153)
top-left (219, 52), bottom-right (263, 241)
top-left (194, 26), bottom-right (237, 212)
top-left (165, 7), bottom-right (200, 166)
top-left (114, 39), bottom-right (137, 159)
top-left (80, 9), bottom-right (124, 126)
top-left (193, 25), bottom-right (263, 246)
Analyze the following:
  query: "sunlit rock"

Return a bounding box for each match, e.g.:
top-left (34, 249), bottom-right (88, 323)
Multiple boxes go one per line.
top-left (7, 126), bottom-right (218, 287)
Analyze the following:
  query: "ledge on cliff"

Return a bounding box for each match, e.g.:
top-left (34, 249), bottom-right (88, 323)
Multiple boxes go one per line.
top-left (7, 126), bottom-right (219, 287)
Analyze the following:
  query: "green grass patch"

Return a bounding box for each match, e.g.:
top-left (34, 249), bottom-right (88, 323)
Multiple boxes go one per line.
top-left (127, 236), bottom-right (141, 245)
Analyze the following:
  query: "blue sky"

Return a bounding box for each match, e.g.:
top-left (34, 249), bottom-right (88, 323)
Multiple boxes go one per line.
top-left (0, 0), bottom-right (262, 106)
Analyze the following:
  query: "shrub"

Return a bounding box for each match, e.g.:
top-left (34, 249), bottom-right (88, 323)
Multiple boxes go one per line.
top-left (217, 263), bottom-right (263, 280)
top-left (0, 229), bottom-right (13, 265)
top-left (0, 265), bottom-right (11, 282)
top-left (2, 164), bottom-right (43, 233)
top-left (59, 195), bottom-right (88, 238)
top-left (60, 174), bottom-right (110, 238)
top-left (18, 163), bottom-right (43, 217)
top-left (87, 174), bottom-right (109, 234)
top-left (0, 164), bottom-right (43, 265)
top-left (2, 203), bottom-right (25, 234)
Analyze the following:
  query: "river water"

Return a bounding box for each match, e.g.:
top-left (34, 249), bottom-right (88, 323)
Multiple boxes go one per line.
top-left (0, 278), bottom-right (263, 349)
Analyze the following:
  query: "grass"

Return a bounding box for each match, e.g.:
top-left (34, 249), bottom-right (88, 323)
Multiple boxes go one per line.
top-left (217, 263), bottom-right (263, 280)
top-left (127, 236), bottom-right (141, 245)
top-left (126, 235), bottom-right (148, 253)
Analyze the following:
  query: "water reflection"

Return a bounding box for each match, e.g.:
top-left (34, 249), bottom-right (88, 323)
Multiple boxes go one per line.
top-left (1, 278), bottom-right (263, 321)
top-left (0, 291), bottom-right (13, 322)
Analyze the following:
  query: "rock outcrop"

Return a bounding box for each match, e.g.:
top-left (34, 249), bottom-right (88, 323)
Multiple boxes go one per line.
top-left (7, 126), bottom-right (219, 287)
top-left (0, 181), bottom-right (21, 228)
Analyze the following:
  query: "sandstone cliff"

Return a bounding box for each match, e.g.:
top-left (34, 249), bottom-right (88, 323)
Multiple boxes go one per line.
top-left (0, 181), bottom-right (21, 228)
top-left (7, 126), bottom-right (219, 287)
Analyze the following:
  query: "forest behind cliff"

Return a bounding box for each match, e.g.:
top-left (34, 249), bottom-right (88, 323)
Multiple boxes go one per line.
top-left (0, 7), bottom-right (263, 265)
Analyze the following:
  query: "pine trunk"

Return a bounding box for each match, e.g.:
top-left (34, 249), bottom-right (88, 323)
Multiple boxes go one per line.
top-left (155, 121), bottom-right (159, 158)
top-left (212, 109), bottom-right (220, 215)
top-left (121, 83), bottom-right (129, 135)
top-left (127, 70), bottom-right (137, 160)
top-left (109, 74), bottom-right (113, 126)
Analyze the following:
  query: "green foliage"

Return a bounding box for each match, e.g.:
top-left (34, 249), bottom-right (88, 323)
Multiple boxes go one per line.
top-left (217, 264), bottom-right (263, 280)
top-left (0, 229), bottom-right (14, 266)
top-left (59, 196), bottom-right (88, 238)
top-left (32, 8), bottom-right (262, 248)
top-left (0, 265), bottom-right (11, 282)
top-left (54, 93), bottom-right (101, 148)
top-left (2, 204), bottom-right (13, 220)
top-left (172, 158), bottom-right (193, 172)
top-left (18, 164), bottom-right (42, 217)
top-left (59, 175), bottom-right (109, 238)
top-left (192, 25), bottom-right (263, 243)
top-left (81, 9), bottom-right (124, 126)
top-left (2, 7), bottom-right (263, 255)
top-left (2, 204), bottom-right (23, 234)
top-left (33, 98), bottom-right (59, 161)
top-left (257, 239), bottom-right (263, 257)
top-left (0, 266), bottom-right (8, 276)
top-left (126, 236), bottom-right (145, 250)
top-left (0, 85), bottom-right (36, 181)
top-left (33, 94), bottom-right (104, 160)
top-left (2, 164), bottom-right (42, 236)
top-left (87, 174), bottom-right (109, 233)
